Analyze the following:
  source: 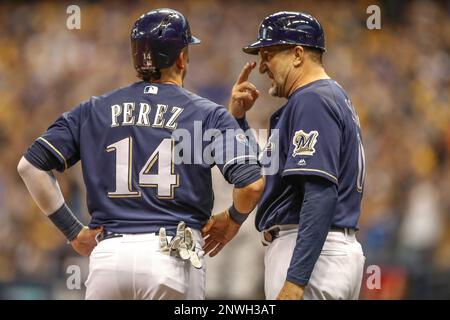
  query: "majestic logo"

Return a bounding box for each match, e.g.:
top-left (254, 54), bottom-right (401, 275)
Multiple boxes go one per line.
top-left (292, 130), bottom-right (319, 157)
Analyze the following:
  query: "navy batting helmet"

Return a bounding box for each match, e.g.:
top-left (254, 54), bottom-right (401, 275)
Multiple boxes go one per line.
top-left (131, 8), bottom-right (201, 79)
top-left (243, 11), bottom-right (325, 54)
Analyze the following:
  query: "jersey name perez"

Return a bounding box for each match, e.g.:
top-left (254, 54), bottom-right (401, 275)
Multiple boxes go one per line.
top-left (110, 102), bottom-right (184, 130)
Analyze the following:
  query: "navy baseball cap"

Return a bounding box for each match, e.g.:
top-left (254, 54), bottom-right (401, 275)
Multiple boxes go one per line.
top-left (243, 11), bottom-right (326, 54)
top-left (131, 8), bottom-right (201, 74)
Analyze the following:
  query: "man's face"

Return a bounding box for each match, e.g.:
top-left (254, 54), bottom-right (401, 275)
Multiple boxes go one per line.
top-left (258, 45), bottom-right (294, 97)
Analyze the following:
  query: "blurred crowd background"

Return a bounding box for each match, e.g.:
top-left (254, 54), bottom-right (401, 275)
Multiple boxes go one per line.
top-left (0, 0), bottom-right (449, 299)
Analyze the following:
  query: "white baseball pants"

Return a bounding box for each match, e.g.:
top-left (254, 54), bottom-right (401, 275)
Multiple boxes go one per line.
top-left (85, 231), bottom-right (205, 300)
top-left (264, 228), bottom-right (365, 300)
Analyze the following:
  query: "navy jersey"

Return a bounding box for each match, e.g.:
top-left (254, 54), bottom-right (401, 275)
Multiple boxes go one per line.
top-left (256, 79), bottom-right (365, 231)
top-left (36, 82), bottom-right (258, 233)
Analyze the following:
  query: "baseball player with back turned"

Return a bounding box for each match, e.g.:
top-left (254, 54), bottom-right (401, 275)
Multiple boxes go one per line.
top-left (203, 12), bottom-right (366, 300)
top-left (17, 8), bottom-right (264, 300)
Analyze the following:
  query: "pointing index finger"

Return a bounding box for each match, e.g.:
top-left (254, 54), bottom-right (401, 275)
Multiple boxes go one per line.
top-left (236, 62), bottom-right (257, 85)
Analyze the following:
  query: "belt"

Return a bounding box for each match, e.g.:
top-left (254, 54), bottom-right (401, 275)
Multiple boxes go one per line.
top-left (96, 229), bottom-right (176, 243)
top-left (330, 226), bottom-right (355, 234)
top-left (96, 230), bottom-right (123, 243)
top-left (261, 225), bottom-right (356, 246)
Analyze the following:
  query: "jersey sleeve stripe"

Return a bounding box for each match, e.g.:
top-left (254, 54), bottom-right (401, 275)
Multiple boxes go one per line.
top-left (282, 168), bottom-right (338, 182)
top-left (222, 155), bottom-right (258, 172)
top-left (37, 137), bottom-right (68, 170)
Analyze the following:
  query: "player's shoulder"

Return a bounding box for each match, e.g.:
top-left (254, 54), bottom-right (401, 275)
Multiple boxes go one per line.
top-left (64, 83), bottom-right (138, 114)
top-left (178, 88), bottom-right (231, 126)
top-left (292, 79), bottom-right (346, 100)
top-left (289, 79), bottom-right (346, 118)
top-left (178, 88), bottom-right (234, 128)
top-left (178, 87), bottom-right (224, 112)
top-left (82, 82), bottom-right (226, 120)
top-left (88, 82), bottom-right (142, 105)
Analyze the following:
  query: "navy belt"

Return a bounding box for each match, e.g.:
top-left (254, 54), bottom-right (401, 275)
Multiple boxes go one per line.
top-left (97, 229), bottom-right (176, 242)
top-left (97, 230), bottom-right (123, 242)
top-left (262, 226), bottom-right (356, 246)
top-left (330, 226), bottom-right (356, 234)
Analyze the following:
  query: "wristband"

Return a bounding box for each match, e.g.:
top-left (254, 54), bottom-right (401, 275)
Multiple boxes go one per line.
top-left (47, 203), bottom-right (84, 241)
top-left (228, 204), bottom-right (250, 225)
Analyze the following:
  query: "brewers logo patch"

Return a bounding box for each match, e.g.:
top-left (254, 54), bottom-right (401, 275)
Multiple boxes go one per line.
top-left (292, 130), bottom-right (319, 156)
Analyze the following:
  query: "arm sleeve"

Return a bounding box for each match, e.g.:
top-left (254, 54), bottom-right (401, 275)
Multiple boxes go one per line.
top-left (282, 92), bottom-right (341, 185)
top-left (35, 101), bottom-right (89, 172)
top-left (24, 140), bottom-right (64, 172)
top-left (286, 175), bottom-right (338, 286)
top-left (204, 107), bottom-right (261, 187)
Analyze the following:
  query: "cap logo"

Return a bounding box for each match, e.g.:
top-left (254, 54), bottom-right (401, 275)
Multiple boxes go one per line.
top-left (143, 52), bottom-right (152, 67)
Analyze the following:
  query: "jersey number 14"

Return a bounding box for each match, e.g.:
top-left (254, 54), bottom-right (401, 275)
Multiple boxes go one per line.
top-left (106, 137), bottom-right (179, 199)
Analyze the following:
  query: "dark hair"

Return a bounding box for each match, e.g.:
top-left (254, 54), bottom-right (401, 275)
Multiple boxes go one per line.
top-left (138, 68), bottom-right (161, 82)
top-left (137, 46), bottom-right (188, 82)
top-left (303, 46), bottom-right (323, 65)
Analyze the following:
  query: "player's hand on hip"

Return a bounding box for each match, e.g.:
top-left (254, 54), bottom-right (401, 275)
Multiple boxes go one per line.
top-left (70, 226), bottom-right (103, 257)
top-left (276, 280), bottom-right (305, 300)
top-left (201, 210), bottom-right (241, 257)
top-left (228, 62), bottom-right (260, 119)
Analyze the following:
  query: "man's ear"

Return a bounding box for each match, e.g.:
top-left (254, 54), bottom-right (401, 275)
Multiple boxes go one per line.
top-left (175, 50), bottom-right (187, 70)
top-left (293, 46), bottom-right (305, 67)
